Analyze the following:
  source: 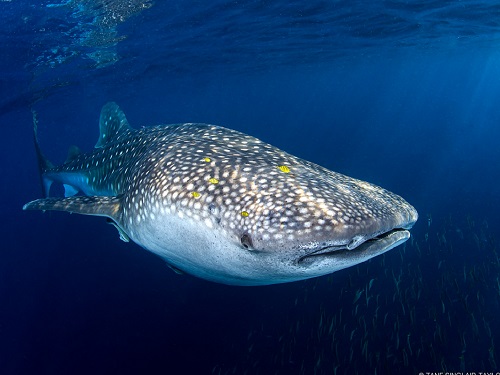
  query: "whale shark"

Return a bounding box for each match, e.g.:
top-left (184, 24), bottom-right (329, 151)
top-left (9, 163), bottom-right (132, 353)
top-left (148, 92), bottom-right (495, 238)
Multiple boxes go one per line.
top-left (24, 102), bottom-right (418, 285)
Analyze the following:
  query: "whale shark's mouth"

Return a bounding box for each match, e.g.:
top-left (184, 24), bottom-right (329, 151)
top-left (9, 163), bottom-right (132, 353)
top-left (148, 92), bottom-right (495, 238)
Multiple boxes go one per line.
top-left (298, 228), bottom-right (410, 264)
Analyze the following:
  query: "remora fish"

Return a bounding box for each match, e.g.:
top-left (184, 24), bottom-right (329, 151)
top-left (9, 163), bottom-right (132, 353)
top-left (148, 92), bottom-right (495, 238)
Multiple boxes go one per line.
top-left (24, 103), bottom-right (418, 285)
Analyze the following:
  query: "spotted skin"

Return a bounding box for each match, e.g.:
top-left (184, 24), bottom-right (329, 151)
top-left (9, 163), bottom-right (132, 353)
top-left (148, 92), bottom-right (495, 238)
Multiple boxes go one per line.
top-left (24, 102), bottom-right (418, 285)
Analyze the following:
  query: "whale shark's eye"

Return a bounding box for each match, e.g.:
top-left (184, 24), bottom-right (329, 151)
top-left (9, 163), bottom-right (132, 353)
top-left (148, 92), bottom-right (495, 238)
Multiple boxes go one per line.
top-left (240, 233), bottom-right (253, 250)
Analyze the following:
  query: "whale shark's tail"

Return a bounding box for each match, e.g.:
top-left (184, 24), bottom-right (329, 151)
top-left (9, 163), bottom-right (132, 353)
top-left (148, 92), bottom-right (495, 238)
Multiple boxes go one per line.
top-left (31, 109), bottom-right (54, 198)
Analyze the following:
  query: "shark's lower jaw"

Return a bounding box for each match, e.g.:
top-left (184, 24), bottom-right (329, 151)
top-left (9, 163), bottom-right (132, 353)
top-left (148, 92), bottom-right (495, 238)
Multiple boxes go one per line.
top-left (298, 228), bottom-right (410, 264)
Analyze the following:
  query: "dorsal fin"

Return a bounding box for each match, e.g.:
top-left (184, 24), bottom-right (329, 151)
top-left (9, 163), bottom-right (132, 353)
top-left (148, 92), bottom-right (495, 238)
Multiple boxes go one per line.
top-left (95, 102), bottom-right (131, 148)
top-left (65, 145), bottom-right (81, 163)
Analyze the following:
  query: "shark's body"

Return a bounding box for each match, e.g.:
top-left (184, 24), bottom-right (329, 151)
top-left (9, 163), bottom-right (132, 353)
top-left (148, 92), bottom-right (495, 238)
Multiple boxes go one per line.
top-left (24, 103), bottom-right (417, 285)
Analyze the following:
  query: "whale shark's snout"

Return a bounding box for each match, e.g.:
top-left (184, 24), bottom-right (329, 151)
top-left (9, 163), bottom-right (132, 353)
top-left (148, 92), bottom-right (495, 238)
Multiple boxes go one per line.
top-left (294, 195), bottom-right (417, 267)
top-left (244, 180), bottom-right (418, 256)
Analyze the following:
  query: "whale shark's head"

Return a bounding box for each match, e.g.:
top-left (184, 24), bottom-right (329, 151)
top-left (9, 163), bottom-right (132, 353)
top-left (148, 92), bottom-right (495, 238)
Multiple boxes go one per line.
top-left (123, 124), bottom-right (418, 286)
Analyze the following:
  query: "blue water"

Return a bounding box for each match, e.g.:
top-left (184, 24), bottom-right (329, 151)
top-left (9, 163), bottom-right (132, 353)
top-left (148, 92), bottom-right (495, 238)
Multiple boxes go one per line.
top-left (2, 1), bottom-right (500, 374)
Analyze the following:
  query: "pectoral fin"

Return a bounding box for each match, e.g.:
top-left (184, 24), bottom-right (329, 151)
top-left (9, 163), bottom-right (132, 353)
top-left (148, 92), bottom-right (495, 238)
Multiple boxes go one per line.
top-left (24, 195), bottom-right (130, 242)
top-left (106, 218), bottom-right (130, 242)
top-left (23, 195), bottom-right (122, 219)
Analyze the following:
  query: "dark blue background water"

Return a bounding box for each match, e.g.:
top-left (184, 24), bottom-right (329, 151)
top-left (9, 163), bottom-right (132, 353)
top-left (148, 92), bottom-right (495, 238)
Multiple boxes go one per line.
top-left (2, 1), bottom-right (500, 374)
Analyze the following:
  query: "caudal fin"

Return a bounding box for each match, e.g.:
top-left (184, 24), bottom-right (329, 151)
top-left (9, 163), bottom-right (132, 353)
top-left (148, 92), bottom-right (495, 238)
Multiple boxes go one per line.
top-left (31, 109), bottom-right (54, 197)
